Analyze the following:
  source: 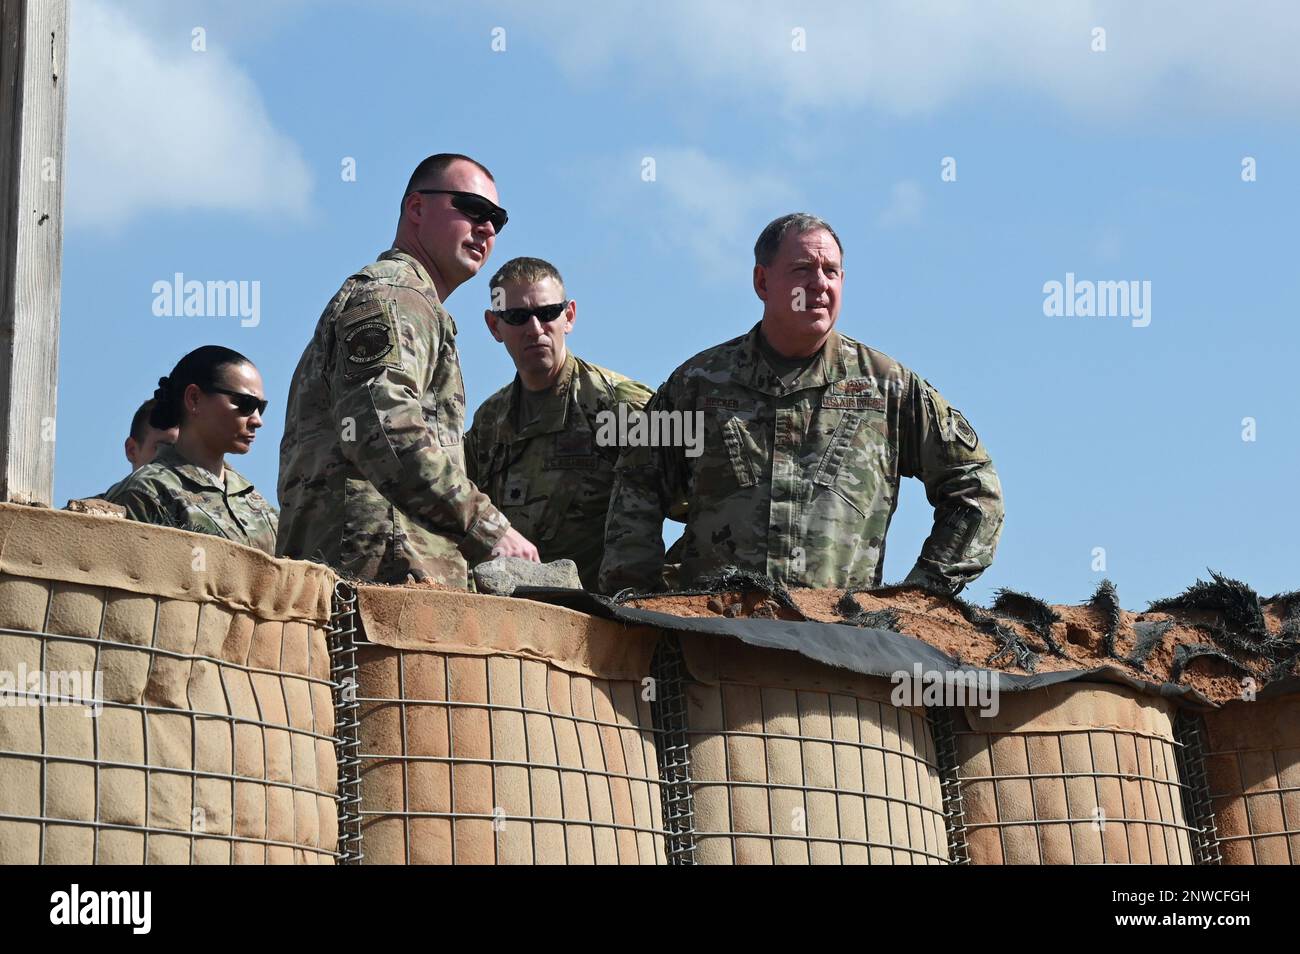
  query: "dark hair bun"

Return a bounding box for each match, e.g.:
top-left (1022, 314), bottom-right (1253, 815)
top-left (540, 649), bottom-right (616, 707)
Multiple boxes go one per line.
top-left (152, 346), bottom-right (251, 431)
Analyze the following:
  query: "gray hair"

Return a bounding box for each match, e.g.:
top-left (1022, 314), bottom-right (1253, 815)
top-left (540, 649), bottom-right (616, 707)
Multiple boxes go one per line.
top-left (753, 212), bottom-right (843, 267)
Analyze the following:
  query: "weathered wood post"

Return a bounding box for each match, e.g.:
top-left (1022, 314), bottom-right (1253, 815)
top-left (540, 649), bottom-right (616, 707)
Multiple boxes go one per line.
top-left (0, 0), bottom-right (68, 505)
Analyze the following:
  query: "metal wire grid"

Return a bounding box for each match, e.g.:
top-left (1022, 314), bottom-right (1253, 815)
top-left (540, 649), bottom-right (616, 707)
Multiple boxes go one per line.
top-left (952, 723), bottom-right (1197, 864)
top-left (649, 636), bottom-right (696, 864)
top-left (1172, 711), bottom-right (1224, 864)
top-left (685, 684), bottom-right (950, 864)
top-left (1208, 772), bottom-right (1300, 863)
top-left (352, 646), bottom-right (665, 864)
top-left (927, 707), bottom-right (971, 863)
top-left (1194, 710), bottom-right (1298, 865)
top-left (328, 581), bottom-right (363, 864)
top-left (0, 583), bottom-right (340, 864)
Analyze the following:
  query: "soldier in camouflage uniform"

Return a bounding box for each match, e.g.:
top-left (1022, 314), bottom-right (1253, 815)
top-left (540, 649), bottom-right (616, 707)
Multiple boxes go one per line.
top-left (599, 213), bottom-right (1004, 595)
top-left (276, 154), bottom-right (538, 585)
top-left (68, 398), bottom-right (177, 506)
top-left (108, 347), bottom-right (278, 554)
top-left (464, 257), bottom-right (655, 589)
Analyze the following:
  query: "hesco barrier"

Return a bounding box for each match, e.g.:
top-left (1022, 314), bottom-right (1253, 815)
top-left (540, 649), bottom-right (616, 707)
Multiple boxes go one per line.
top-left (2, 513), bottom-right (1285, 867)
top-left (0, 504), bottom-right (339, 864)
top-left (1202, 693), bottom-right (1300, 864)
top-left (953, 682), bottom-right (1195, 865)
top-left (349, 584), bottom-right (665, 864)
top-left (670, 632), bottom-right (950, 865)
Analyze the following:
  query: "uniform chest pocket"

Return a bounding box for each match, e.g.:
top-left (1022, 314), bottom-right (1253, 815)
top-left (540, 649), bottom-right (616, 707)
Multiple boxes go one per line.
top-left (812, 407), bottom-right (893, 520)
top-left (176, 494), bottom-right (229, 539)
top-left (515, 470), bottom-right (586, 543)
top-left (813, 410), bottom-right (866, 487)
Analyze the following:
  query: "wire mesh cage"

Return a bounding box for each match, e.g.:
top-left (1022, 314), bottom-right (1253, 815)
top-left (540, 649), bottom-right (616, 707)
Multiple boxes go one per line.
top-left (674, 633), bottom-right (950, 865)
top-left (329, 581), bottom-right (363, 864)
top-left (0, 506), bottom-right (340, 864)
top-left (1201, 694), bottom-right (1300, 864)
top-left (350, 585), bottom-right (665, 864)
top-left (954, 682), bottom-right (1195, 864)
top-left (650, 636), bottom-right (696, 864)
top-left (1173, 710), bottom-right (1223, 865)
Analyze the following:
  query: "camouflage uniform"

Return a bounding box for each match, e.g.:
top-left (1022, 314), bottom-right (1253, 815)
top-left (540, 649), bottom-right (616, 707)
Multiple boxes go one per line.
top-left (277, 248), bottom-right (510, 586)
top-left (73, 473), bottom-right (131, 505)
top-left (599, 323), bottom-right (1004, 595)
top-left (464, 352), bottom-right (653, 589)
top-left (107, 443), bottom-right (278, 554)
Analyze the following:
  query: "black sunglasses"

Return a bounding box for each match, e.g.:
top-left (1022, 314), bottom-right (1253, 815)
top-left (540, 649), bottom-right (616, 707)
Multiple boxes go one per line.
top-left (493, 301), bottom-right (569, 326)
top-left (207, 386), bottom-right (268, 417)
top-left (412, 189), bottom-right (508, 234)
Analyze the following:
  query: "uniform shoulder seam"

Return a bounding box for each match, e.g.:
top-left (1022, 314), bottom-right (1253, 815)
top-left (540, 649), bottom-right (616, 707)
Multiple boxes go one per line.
top-left (669, 332), bottom-right (748, 381)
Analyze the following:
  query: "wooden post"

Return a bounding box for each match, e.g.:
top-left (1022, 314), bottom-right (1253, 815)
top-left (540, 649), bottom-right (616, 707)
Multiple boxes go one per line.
top-left (0, 0), bottom-right (67, 506)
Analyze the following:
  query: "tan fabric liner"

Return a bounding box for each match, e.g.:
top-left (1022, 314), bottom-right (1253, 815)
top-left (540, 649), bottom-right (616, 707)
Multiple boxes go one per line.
top-left (1205, 695), bottom-right (1300, 751)
top-left (678, 632), bottom-right (897, 704)
top-left (963, 681), bottom-right (1175, 738)
top-left (355, 585), bottom-right (658, 682)
top-left (0, 503), bottom-right (334, 625)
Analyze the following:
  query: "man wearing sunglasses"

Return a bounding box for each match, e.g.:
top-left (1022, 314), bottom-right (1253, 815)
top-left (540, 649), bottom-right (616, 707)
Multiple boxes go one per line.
top-left (599, 212), bottom-right (1004, 596)
top-left (278, 153), bottom-right (539, 586)
top-left (464, 257), bottom-right (663, 590)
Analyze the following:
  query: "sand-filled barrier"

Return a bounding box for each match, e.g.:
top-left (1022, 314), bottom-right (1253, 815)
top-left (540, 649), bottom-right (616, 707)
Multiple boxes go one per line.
top-left (0, 504), bottom-right (339, 864)
top-left (951, 683), bottom-right (1193, 864)
top-left (352, 585), bottom-right (665, 864)
top-left (627, 577), bottom-right (1298, 706)
top-left (1203, 694), bottom-right (1300, 864)
top-left (618, 571), bottom-right (1300, 865)
top-left (671, 633), bottom-right (949, 864)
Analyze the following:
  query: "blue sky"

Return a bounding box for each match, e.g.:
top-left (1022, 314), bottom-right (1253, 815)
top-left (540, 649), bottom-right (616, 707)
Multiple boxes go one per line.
top-left (58, 0), bottom-right (1299, 606)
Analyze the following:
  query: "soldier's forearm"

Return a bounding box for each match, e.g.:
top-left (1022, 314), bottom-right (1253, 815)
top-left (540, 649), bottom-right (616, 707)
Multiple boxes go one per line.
top-left (915, 461), bottom-right (1004, 591)
top-left (599, 473), bottom-right (669, 594)
top-left (333, 382), bottom-right (501, 546)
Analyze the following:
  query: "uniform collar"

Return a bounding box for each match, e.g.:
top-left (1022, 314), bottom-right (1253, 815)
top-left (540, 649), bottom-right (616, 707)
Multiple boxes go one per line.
top-left (380, 247), bottom-right (440, 297)
top-left (508, 350), bottom-right (578, 440)
top-left (153, 443), bottom-right (253, 495)
top-left (735, 322), bottom-right (850, 396)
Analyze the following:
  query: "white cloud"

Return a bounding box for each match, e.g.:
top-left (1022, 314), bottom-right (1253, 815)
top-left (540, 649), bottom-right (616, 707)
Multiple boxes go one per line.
top-left (65, 0), bottom-right (312, 229)
top-left (485, 0), bottom-right (1300, 120)
top-left (877, 180), bottom-right (925, 229)
top-left (613, 147), bottom-right (799, 277)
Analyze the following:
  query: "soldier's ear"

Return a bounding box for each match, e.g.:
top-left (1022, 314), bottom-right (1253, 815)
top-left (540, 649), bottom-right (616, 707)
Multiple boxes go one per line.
top-left (753, 264), bottom-right (768, 302)
top-left (124, 437), bottom-right (138, 469)
top-left (184, 382), bottom-right (204, 416)
top-left (563, 300), bottom-right (576, 333)
top-left (484, 310), bottom-right (504, 342)
top-left (403, 190), bottom-right (423, 222)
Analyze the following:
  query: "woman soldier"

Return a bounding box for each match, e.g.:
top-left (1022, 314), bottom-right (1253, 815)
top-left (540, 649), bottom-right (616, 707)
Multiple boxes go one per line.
top-left (108, 345), bottom-right (278, 554)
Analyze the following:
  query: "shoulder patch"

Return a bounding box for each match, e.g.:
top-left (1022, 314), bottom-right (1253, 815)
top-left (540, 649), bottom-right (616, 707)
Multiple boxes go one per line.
top-left (950, 409), bottom-right (979, 450)
top-left (339, 299), bottom-right (402, 378)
